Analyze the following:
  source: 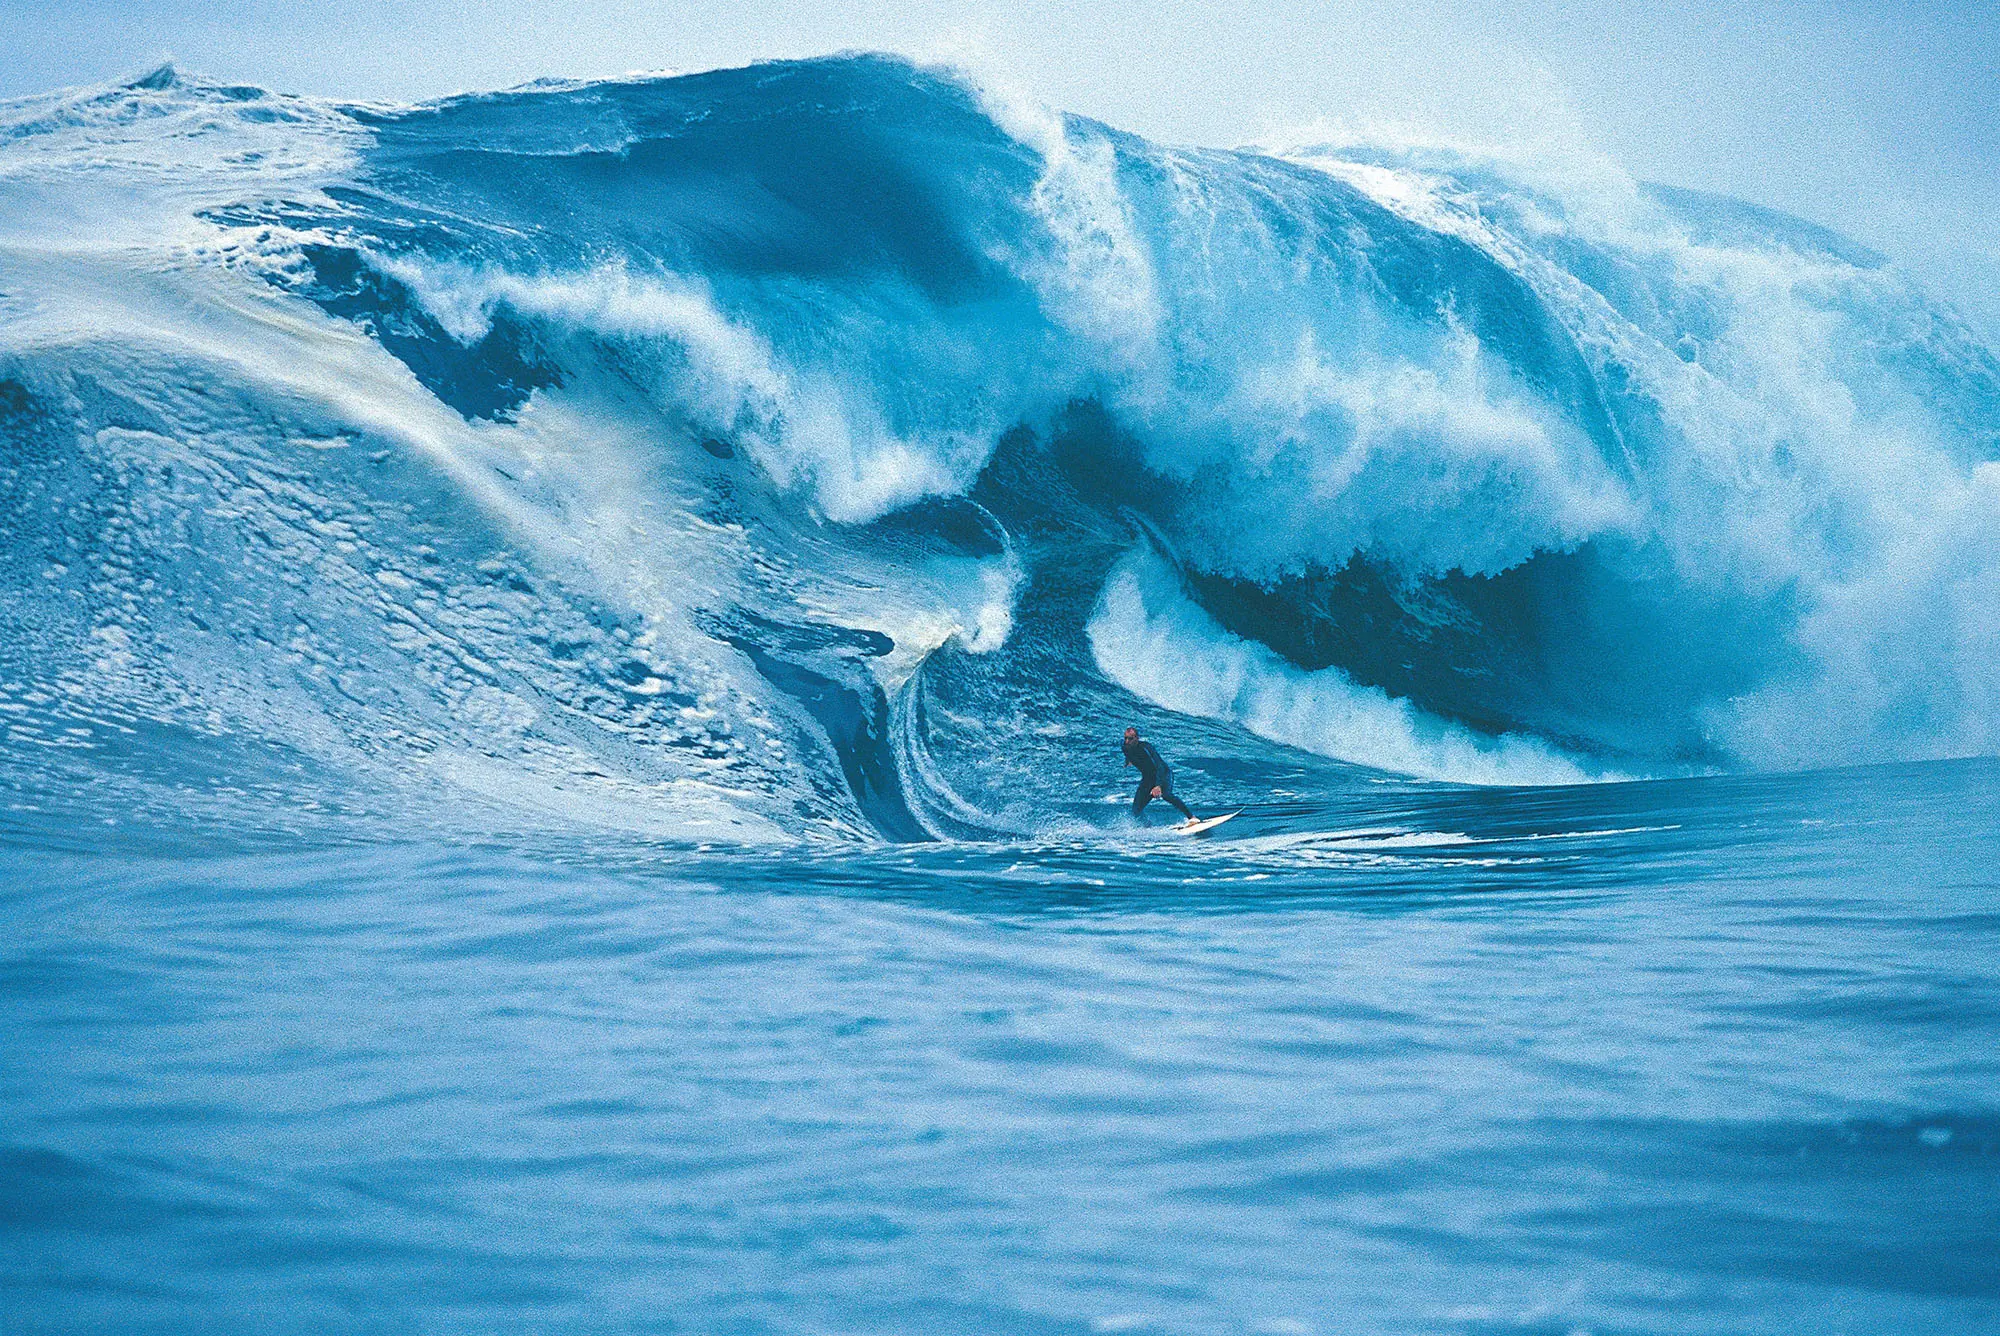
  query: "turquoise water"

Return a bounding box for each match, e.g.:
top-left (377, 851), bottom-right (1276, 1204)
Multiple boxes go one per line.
top-left (7, 760), bottom-right (1996, 1334)
top-left (3, 54), bottom-right (1999, 1333)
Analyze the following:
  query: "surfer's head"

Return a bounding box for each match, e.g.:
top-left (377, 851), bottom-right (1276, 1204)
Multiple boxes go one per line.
top-left (1124, 727), bottom-right (1139, 743)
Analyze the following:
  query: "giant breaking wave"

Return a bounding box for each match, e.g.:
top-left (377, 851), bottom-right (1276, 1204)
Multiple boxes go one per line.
top-left (1, 55), bottom-right (1996, 843)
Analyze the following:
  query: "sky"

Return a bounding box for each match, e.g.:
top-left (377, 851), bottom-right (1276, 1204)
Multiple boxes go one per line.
top-left (2, 0), bottom-right (1995, 335)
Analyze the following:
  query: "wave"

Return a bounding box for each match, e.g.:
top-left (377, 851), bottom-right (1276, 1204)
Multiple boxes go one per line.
top-left (1, 55), bottom-right (1996, 842)
top-left (1088, 549), bottom-right (1615, 785)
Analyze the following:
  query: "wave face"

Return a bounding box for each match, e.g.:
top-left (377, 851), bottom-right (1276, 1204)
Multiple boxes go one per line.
top-left (2, 55), bottom-right (1997, 841)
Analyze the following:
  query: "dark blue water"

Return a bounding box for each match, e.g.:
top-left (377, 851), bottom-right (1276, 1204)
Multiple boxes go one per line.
top-left (6, 759), bottom-right (1996, 1335)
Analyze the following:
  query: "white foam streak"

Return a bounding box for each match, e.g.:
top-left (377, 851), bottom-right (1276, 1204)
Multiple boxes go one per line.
top-left (970, 79), bottom-right (1164, 385)
top-left (1191, 322), bottom-right (1637, 578)
top-left (1089, 553), bottom-right (1613, 786)
top-left (384, 259), bottom-right (968, 523)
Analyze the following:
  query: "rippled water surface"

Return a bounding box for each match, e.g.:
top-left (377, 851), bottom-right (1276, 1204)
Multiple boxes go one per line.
top-left (6, 759), bottom-right (1996, 1335)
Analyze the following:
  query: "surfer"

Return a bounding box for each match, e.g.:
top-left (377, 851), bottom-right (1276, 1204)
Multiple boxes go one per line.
top-left (1123, 726), bottom-right (1196, 824)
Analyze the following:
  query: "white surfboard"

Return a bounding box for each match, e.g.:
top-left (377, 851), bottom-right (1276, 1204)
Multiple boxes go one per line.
top-left (1173, 810), bottom-right (1241, 836)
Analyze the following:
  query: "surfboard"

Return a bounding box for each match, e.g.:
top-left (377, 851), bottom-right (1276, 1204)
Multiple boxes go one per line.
top-left (1174, 810), bottom-right (1241, 836)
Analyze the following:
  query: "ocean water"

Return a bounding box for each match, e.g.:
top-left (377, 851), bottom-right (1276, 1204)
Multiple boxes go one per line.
top-left (1, 54), bottom-right (1997, 1334)
top-left (7, 761), bottom-right (1999, 1335)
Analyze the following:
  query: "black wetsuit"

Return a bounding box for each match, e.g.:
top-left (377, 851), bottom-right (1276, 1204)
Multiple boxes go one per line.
top-left (1124, 737), bottom-right (1194, 821)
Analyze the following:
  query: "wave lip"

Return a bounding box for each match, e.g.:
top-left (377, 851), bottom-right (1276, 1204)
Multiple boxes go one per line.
top-left (1089, 551), bottom-right (1624, 786)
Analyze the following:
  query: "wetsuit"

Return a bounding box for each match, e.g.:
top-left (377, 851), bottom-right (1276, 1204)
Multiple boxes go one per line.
top-left (1124, 736), bottom-right (1194, 821)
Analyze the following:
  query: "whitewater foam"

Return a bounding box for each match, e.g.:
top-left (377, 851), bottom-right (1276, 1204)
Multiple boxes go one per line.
top-left (1089, 552), bottom-right (1615, 786)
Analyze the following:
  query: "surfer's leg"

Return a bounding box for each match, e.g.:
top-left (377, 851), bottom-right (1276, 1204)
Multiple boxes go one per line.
top-left (1162, 786), bottom-right (1194, 821)
top-left (1132, 779), bottom-right (1153, 818)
